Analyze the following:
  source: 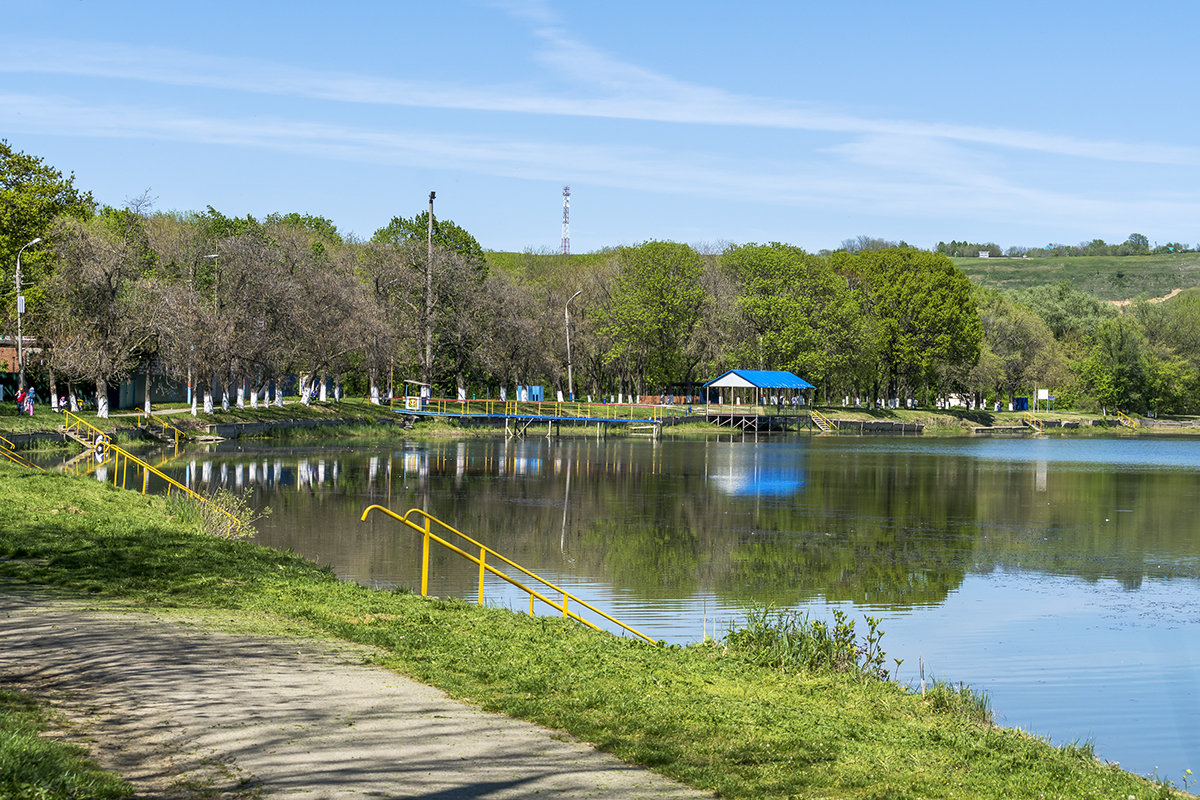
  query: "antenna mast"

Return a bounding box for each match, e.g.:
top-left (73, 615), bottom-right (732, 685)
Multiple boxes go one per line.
top-left (560, 185), bottom-right (571, 255)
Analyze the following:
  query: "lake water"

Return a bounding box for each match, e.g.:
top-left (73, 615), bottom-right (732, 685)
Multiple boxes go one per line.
top-left (130, 433), bottom-right (1197, 782)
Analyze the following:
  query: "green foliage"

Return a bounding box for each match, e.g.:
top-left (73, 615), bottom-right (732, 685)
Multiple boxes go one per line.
top-left (0, 688), bottom-right (132, 799)
top-left (0, 462), bottom-right (1167, 800)
top-left (722, 242), bottom-right (865, 391)
top-left (264, 212), bottom-right (342, 243)
top-left (723, 605), bottom-right (898, 680)
top-left (0, 141), bottom-right (95, 305)
top-left (372, 211), bottom-right (486, 277)
top-left (836, 248), bottom-right (981, 394)
top-left (594, 241), bottom-right (708, 390)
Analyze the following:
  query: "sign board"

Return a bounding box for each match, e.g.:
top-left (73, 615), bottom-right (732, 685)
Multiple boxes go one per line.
top-left (405, 396), bottom-right (421, 411)
top-left (1037, 389), bottom-right (1050, 400)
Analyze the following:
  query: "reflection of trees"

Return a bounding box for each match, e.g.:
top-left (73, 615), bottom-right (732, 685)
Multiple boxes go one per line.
top-left (158, 439), bottom-right (1200, 610)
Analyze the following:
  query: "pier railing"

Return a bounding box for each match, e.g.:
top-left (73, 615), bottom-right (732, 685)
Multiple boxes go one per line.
top-left (1116, 410), bottom-right (1140, 429)
top-left (360, 504), bottom-right (657, 644)
top-left (393, 397), bottom-right (679, 423)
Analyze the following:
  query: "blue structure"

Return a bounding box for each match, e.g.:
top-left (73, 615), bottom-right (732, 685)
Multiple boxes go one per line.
top-left (703, 369), bottom-right (815, 403)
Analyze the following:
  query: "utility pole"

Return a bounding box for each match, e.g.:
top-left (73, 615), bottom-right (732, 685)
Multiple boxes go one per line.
top-left (565, 289), bottom-right (581, 399)
top-left (15, 237), bottom-right (42, 391)
top-left (424, 191), bottom-right (435, 386)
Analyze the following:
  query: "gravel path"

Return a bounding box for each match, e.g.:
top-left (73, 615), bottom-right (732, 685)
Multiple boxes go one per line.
top-left (0, 589), bottom-right (712, 799)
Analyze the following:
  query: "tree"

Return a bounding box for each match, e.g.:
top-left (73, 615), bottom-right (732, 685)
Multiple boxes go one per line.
top-left (834, 248), bottom-right (981, 400)
top-left (1, 141), bottom-right (95, 350)
top-left (42, 205), bottom-right (159, 417)
top-left (372, 212), bottom-right (486, 277)
top-left (721, 242), bottom-right (864, 395)
top-left (594, 241), bottom-right (708, 394)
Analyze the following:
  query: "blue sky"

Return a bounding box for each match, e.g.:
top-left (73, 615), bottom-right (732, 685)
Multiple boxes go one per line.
top-left (4, 1), bottom-right (1199, 253)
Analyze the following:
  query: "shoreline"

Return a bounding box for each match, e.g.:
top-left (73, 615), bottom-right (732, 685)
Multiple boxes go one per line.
top-left (0, 460), bottom-right (1193, 799)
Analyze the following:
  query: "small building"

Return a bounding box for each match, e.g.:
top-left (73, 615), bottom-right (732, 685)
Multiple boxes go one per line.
top-left (703, 369), bottom-right (815, 406)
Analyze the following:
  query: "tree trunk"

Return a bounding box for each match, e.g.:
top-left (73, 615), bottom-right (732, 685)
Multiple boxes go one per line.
top-left (318, 374), bottom-right (328, 402)
top-left (204, 376), bottom-right (214, 414)
top-left (275, 377), bottom-right (285, 408)
top-left (95, 377), bottom-right (109, 418)
top-left (221, 383), bottom-right (230, 411)
top-left (300, 374), bottom-right (311, 406)
top-left (48, 369), bottom-right (58, 412)
top-left (236, 382), bottom-right (245, 409)
top-left (369, 369), bottom-right (381, 405)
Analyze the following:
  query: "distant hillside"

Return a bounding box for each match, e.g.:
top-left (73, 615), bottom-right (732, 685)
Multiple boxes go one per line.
top-left (486, 250), bottom-right (1200, 303)
top-left (954, 254), bottom-right (1200, 301)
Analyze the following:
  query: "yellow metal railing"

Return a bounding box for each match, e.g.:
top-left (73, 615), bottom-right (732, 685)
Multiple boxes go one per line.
top-left (1116, 410), bottom-right (1140, 429)
top-left (135, 409), bottom-right (185, 449)
top-left (62, 411), bottom-right (240, 535)
top-left (1022, 412), bottom-right (1043, 432)
top-left (810, 408), bottom-right (837, 433)
top-left (104, 442), bottom-right (243, 536)
top-left (396, 397), bottom-right (674, 423)
top-left (0, 435), bottom-right (43, 471)
top-left (360, 505), bottom-right (656, 644)
top-left (62, 410), bottom-right (107, 448)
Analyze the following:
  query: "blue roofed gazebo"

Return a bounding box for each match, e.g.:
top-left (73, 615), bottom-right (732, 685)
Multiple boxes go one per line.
top-left (703, 369), bottom-right (815, 407)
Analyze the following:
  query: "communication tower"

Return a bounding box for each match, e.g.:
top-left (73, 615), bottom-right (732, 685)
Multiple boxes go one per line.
top-left (560, 185), bottom-right (571, 255)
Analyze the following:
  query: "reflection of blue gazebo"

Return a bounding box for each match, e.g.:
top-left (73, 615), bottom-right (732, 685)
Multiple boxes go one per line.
top-left (703, 369), bottom-right (815, 406)
top-left (709, 443), bottom-right (808, 497)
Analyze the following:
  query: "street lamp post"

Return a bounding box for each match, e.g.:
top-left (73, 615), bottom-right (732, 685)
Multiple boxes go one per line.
top-left (15, 237), bottom-right (42, 390)
top-left (564, 289), bottom-right (582, 400)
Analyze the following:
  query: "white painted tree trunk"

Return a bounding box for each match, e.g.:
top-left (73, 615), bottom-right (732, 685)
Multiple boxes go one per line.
top-left (204, 377), bottom-right (214, 414)
top-left (236, 383), bottom-right (245, 409)
top-left (249, 384), bottom-right (259, 409)
top-left (274, 378), bottom-right (285, 407)
top-left (95, 378), bottom-right (109, 419)
top-left (144, 391), bottom-right (151, 415)
top-left (300, 374), bottom-right (311, 406)
top-left (69, 392), bottom-right (79, 412)
top-left (333, 380), bottom-right (342, 402)
top-left (221, 385), bottom-right (230, 411)
top-left (369, 378), bottom-right (380, 405)
top-left (318, 374), bottom-right (328, 402)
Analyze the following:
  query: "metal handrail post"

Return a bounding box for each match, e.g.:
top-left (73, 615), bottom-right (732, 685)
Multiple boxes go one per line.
top-left (478, 549), bottom-right (486, 604)
top-left (421, 515), bottom-right (431, 596)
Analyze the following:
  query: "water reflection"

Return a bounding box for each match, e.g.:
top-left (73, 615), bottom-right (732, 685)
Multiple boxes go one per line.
top-left (71, 434), bottom-right (1200, 781)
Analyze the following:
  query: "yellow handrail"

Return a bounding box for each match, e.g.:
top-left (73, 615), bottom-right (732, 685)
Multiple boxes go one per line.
top-left (1022, 411), bottom-right (1043, 432)
top-left (1116, 410), bottom-right (1140, 429)
top-left (135, 409), bottom-right (185, 449)
top-left (810, 408), bottom-right (837, 433)
top-left (105, 442), bottom-right (243, 536)
top-left (0, 436), bottom-right (43, 471)
top-left (360, 505), bottom-right (657, 644)
top-left (62, 410), bottom-right (107, 448)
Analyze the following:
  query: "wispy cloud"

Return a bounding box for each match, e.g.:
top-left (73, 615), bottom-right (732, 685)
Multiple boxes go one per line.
top-left (2, 29), bottom-right (1198, 168)
top-left (4, 91), bottom-right (1195, 235)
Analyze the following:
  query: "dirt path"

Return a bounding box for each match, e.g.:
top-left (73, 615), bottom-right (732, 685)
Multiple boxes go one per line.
top-left (0, 589), bottom-right (712, 800)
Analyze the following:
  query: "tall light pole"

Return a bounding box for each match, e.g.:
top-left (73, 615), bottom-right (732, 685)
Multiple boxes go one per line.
top-left (15, 237), bottom-right (42, 390)
top-left (565, 289), bottom-right (581, 400)
top-left (424, 191), bottom-right (435, 386)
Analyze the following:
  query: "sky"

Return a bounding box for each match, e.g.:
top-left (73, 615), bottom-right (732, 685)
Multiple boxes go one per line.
top-left (4, 1), bottom-right (1200, 254)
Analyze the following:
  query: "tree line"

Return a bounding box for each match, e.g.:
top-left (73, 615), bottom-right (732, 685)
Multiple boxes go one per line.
top-left (3, 142), bottom-right (1199, 417)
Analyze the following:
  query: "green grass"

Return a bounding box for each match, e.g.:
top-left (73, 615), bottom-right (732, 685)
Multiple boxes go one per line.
top-left (0, 687), bottom-right (132, 800)
top-left (954, 253), bottom-right (1200, 301)
top-left (0, 462), bottom-right (1188, 799)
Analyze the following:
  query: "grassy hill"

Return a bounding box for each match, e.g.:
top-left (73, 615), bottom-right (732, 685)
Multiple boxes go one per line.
top-left (953, 253), bottom-right (1200, 301)
top-left (485, 250), bottom-right (1200, 303)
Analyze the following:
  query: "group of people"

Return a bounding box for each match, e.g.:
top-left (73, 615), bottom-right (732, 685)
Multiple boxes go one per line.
top-left (14, 386), bottom-right (36, 416)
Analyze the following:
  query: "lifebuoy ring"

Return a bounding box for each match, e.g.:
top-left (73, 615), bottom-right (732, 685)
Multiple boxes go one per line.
top-left (94, 434), bottom-right (108, 457)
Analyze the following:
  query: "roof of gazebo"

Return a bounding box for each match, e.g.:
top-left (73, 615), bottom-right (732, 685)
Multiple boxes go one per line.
top-left (703, 369), bottom-right (815, 390)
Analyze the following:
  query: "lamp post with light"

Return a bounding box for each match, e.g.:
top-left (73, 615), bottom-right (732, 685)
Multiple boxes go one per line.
top-left (15, 237), bottom-right (42, 391)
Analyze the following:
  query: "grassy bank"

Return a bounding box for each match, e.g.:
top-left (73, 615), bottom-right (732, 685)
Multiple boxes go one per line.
top-left (0, 463), bottom-right (1187, 799)
top-left (0, 686), bottom-right (132, 799)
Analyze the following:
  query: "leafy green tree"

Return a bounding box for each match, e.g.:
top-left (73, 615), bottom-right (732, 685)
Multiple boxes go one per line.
top-left (594, 241), bottom-right (708, 394)
top-left (1, 141), bottom-right (95, 342)
top-left (372, 212), bottom-right (486, 277)
top-left (834, 248), bottom-right (981, 399)
top-left (974, 288), bottom-right (1069, 405)
top-left (1078, 316), bottom-right (1149, 413)
top-left (721, 242), bottom-right (863, 395)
